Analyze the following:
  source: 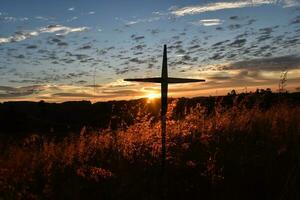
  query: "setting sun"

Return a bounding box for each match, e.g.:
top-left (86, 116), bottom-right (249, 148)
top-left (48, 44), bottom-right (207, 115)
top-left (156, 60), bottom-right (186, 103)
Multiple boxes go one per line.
top-left (145, 93), bottom-right (160, 103)
top-left (146, 93), bottom-right (160, 100)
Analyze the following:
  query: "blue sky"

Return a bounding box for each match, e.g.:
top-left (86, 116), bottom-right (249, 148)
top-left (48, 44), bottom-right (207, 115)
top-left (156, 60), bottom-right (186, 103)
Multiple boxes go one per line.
top-left (0, 0), bottom-right (300, 101)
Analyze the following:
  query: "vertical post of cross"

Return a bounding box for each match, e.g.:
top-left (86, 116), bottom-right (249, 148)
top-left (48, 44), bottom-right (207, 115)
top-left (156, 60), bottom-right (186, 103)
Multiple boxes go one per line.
top-left (161, 44), bottom-right (168, 172)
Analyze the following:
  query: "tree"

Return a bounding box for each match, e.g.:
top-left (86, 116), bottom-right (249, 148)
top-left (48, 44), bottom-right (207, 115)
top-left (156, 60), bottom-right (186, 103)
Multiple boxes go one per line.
top-left (228, 89), bottom-right (237, 96)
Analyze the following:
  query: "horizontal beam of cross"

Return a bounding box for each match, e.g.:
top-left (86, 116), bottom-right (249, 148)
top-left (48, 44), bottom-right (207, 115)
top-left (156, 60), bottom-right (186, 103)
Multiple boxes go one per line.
top-left (124, 77), bottom-right (205, 84)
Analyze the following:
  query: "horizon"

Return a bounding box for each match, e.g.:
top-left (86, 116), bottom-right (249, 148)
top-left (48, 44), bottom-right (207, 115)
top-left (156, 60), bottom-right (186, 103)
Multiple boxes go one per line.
top-left (1, 0), bottom-right (300, 102)
top-left (1, 88), bottom-right (297, 104)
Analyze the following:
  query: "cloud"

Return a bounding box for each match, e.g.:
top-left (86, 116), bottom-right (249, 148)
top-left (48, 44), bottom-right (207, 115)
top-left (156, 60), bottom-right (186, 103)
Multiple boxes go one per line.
top-left (9, 79), bottom-right (44, 84)
top-left (35, 16), bottom-right (52, 21)
top-left (78, 44), bottom-right (92, 50)
top-left (228, 24), bottom-right (242, 30)
top-left (212, 40), bottom-right (230, 46)
top-left (68, 7), bottom-right (75, 11)
top-left (67, 16), bottom-right (78, 22)
top-left (224, 55), bottom-right (300, 71)
top-left (191, 19), bottom-right (223, 26)
top-left (259, 27), bottom-right (275, 34)
top-left (281, 0), bottom-right (300, 7)
top-left (0, 25), bottom-right (89, 44)
top-left (115, 67), bottom-right (130, 75)
top-left (52, 92), bottom-right (93, 97)
top-left (170, 0), bottom-right (299, 16)
top-left (85, 84), bottom-right (103, 88)
top-left (0, 85), bottom-right (45, 98)
top-left (210, 53), bottom-right (225, 60)
top-left (40, 25), bottom-right (89, 35)
top-left (188, 44), bottom-right (201, 50)
top-left (26, 45), bottom-right (38, 49)
top-left (229, 16), bottom-right (239, 20)
top-left (50, 89), bottom-right (142, 100)
top-left (15, 54), bottom-right (25, 59)
top-left (129, 57), bottom-right (146, 64)
top-left (116, 15), bottom-right (162, 27)
top-left (229, 39), bottom-right (247, 47)
top-left (0, 82), bottom-right (143, 101)
top-left (107, 79), bottom-right (137, 88)
top-left (131, 44), bottom-right (146, 51)
top-left (290, 15), bottom-right (300, 24)
top-left (170, 1), bottom-right (273, 16)
top-left (34, 80), bottom-right (143, 100)
top-left (0, 15), bottom-right (29, 22)
top-left (130, 34), bottom-right (145, 42)
top-left (247, 18), bottom-right (257, 25)
top-left (148, 29), bottom-right (160, 35)
top-left (0, 31), bottom-right (38, 44)
top-left (125, 21), bottom-right (139, 26)
top-left (102, 89), bottom-right (140, 96)
top-left (57, 42), bottom-right (68, 46)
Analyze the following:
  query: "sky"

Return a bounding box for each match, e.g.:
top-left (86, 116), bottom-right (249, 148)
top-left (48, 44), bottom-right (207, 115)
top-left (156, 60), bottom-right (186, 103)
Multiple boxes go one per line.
top-left (0, 0), bottom-right (300, 102)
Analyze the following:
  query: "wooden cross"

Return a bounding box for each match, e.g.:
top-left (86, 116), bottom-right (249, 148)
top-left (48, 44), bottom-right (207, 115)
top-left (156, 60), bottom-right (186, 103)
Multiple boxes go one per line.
top-left (124, 44), bottom-right (205, 171)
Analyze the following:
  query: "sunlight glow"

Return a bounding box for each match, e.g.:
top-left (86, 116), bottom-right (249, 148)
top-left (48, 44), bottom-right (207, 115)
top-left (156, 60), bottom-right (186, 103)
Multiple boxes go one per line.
top-left (146, 93), bottom-right (160, 100)
top-left (145, 93), bottom-right (160, 103)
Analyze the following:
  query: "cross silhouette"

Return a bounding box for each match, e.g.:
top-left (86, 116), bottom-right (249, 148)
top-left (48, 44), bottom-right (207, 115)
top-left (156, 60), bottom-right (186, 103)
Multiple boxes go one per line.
top-left (124, 44), bottom-right (205, 171)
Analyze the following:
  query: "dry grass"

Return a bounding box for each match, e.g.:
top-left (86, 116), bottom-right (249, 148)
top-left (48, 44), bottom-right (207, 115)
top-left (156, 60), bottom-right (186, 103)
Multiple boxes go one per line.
top-left (1, 97), bottom-right (300, 200)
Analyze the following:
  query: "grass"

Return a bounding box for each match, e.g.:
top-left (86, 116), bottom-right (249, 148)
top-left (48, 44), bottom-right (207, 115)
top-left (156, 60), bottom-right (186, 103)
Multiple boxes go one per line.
top-left (1, 93), bottom-right (300, 200)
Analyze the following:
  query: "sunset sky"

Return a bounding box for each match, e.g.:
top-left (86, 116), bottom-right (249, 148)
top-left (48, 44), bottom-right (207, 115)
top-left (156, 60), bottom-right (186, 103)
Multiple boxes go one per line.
top-left (0, 0), bottom-right (300, 102)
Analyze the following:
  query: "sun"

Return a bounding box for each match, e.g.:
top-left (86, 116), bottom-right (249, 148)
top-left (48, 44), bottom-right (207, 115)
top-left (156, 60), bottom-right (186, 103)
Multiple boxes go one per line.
top-left (145, 93), bottom-right (160, 103)
top-left (147, 93), bottom-right (159, 99)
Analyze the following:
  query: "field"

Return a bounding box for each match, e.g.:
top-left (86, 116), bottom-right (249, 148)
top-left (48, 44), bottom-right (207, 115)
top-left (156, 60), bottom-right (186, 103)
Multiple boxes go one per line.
top-left (1, 91), bottom-right (300, 200)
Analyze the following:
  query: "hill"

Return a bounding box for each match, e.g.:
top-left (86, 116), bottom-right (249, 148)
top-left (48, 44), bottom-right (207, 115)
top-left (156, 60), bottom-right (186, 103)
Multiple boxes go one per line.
top-left (0, 91), bottom-right (299, 135)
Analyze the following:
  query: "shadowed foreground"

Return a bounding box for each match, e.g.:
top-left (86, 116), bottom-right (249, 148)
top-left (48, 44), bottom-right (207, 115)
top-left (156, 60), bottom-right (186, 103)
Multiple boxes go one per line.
top-left (1, 92), bottom-right (300, 200)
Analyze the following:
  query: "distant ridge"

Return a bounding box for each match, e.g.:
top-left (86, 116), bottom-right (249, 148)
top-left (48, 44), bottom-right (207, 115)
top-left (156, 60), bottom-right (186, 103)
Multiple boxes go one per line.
top-left (0, 92), bottom-right (299, 135)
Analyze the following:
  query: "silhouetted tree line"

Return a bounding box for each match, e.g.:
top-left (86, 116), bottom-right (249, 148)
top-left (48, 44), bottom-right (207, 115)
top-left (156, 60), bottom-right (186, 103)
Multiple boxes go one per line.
top-left (173, 90), bottom-right (299, 119)
top-left (0, 91), bottom-right (299, 135)
top-left (0, 99), bottom-right (160, 135)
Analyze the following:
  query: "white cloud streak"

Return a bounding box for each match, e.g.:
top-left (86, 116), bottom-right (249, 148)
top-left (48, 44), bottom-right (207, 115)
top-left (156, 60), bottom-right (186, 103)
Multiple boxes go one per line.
top-left (192, 19), bottom-right (223, 26)
top-left (171, 0), bottom-right (299, 16)
top-left (124, 16), bottom-right (161, 26)
top-left (0, 15), bottom-right (29, 22)
top-left (40, 25), bottom-right (89, 35)
top-left (116, 15), bottom-right (162, 26)
top-left (35, 16), bottom-right (50, 20)
top-left (280, 0), bottom-right (300, 7)
top-left (0, 25), bottom-right (89, 44)
top-left (0, 31), bottom-right (38, 44)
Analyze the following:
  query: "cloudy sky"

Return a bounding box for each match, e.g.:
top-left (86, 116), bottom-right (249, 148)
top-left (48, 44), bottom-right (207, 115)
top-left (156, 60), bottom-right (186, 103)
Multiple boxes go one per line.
top-left (0, 0), bottom-right (300, 102)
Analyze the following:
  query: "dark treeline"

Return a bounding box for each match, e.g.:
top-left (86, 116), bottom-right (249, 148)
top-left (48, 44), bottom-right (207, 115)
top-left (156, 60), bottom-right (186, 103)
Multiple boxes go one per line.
top-left (0, 99), bottom-right (157, 135)
top-left (0, 90), bottom-right (299, 135)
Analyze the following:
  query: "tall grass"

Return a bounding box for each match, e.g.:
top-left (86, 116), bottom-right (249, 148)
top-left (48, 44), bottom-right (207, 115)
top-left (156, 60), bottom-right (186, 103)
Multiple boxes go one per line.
top-left (1, 97), bottom-right (300, 200)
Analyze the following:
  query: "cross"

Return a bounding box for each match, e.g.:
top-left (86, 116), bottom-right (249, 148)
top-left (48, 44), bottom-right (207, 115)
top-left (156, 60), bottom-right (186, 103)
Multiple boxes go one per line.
top-left (124, 44), bottom-right (205, 171)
